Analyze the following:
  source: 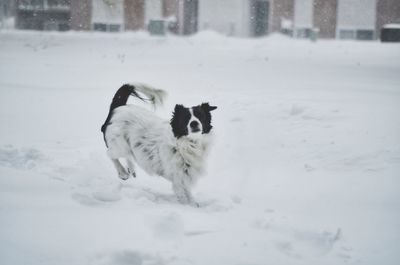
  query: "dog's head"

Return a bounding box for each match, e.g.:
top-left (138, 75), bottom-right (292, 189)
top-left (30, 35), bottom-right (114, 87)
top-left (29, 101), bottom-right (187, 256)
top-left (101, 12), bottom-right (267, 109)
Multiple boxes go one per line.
top-left (170, 103), bottom-right (217, 139)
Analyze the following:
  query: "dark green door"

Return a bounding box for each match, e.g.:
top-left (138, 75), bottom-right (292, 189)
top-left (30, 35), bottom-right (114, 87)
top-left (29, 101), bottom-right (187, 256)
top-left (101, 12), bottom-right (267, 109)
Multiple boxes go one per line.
top-left (183, 0), bottom-right (198, 35)
top-left (251, 0), bottom-right (269, 37)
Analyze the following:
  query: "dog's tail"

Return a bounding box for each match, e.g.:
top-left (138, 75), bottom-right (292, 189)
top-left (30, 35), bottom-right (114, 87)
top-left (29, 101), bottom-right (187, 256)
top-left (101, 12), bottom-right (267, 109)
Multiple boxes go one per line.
top-left (101, 83), bottom-right (167, 134)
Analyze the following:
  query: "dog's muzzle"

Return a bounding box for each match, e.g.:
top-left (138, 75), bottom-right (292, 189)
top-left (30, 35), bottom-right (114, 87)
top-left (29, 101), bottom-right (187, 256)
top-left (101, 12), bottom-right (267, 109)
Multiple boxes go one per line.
top-left (190, 121), bottom-right (201, 133)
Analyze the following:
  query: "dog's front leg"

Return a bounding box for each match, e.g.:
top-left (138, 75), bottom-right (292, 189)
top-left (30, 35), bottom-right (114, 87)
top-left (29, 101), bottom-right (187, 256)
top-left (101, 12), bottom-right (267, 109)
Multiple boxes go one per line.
top-left (126, 157), bottom-right (136, 178)
top-left (172, 180), bottom-right (198, 207)
top-left (111, 159), bottom-right (129, 180)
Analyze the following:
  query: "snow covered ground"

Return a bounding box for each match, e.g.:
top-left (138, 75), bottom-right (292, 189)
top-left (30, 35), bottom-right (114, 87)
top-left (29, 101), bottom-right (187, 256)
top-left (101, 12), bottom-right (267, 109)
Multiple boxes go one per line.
top-left (0, 30), bottom-right (399, 265)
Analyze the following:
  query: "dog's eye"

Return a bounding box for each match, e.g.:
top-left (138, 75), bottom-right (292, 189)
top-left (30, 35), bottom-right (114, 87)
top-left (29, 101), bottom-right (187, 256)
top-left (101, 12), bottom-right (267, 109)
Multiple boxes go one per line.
top-left (192, 108), bottom-right (205, 121)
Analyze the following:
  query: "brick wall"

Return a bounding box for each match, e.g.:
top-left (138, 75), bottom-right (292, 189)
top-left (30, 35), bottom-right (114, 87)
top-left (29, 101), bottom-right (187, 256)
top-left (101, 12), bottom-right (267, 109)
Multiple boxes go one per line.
top-left (71, 0), bottom-right (91, 31)
top-left (313, 0), bottom-right (338, 38)
top-left (376, 0), bottom-right (400, 38)
top-left (124, 0), bottom-right (145, 31)
top-left (271, 0), bottom-right (294, 33)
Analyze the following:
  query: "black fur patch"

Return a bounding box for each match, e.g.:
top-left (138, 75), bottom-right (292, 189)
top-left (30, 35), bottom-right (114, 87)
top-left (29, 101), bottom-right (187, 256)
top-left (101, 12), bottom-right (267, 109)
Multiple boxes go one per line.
top-left (101, 84), bottom-right (148, 147)
top-left (192, 103), bottom-right (217, 134)
top-left (170, 103), bottom-right (217, 138)
top-left (170, 104), bottom-right (191, 138)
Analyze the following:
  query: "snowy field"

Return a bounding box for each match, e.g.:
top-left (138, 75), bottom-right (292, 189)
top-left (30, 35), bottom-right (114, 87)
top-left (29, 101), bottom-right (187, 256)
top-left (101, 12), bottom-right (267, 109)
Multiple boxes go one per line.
top-left (0, 30), bottom-right (399, 265)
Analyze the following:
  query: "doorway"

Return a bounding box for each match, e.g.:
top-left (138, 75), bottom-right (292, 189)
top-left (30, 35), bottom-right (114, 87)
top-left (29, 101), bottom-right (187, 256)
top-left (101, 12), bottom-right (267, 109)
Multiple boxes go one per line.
top-left (250, 0), bottom-right (270, 37)
top-left (182, 0), bottom-right (198, 35)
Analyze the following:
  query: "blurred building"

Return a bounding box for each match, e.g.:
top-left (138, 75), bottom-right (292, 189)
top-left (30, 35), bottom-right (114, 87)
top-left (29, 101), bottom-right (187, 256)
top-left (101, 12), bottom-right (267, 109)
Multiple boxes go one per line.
top-left (292, 0), bottom-right (400, 40)
top-left (197, 0), bottom-right (294, 37)
top-left (1, 0), bottom-right (14, 21)
top-left (12, 0), bottom-right (400, 39)
top-left (197, 0), bottom-right (399, 39)
top-left (14, 0), bottom-right (179, 32)
top-left (15, 0), bottom-right (72, 31)
top-left (14, 0), bottom-right (153, 31)
top-left (376, 0), bottom-right (400, 39)
top-left (336, 0), bottom-right (376, 40)
top-left (293, 0), bottom-right (376, 39)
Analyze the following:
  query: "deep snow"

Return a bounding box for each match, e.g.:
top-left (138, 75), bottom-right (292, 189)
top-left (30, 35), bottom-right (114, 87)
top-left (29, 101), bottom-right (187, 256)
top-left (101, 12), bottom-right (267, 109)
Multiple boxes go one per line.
top-left (0, 30), bottom-right (399, 265)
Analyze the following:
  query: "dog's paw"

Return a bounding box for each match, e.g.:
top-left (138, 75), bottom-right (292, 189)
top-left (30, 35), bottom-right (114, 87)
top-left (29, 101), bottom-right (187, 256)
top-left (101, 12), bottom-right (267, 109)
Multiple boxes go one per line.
top-left (178, 198), bottom-right (199, 208)
top-left (118, 173), bottom-right (130, 181)
top-left (191, 201), bottom-right (200, 208)
top-left (127, 168), bottom-right (136, 178)
top-left (184, 200), bottom-right (200, 208)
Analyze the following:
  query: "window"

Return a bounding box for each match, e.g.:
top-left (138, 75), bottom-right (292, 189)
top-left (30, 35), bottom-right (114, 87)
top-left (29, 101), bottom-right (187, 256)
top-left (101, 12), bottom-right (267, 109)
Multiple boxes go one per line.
top-left (48, 0), bottom-right (70, 6)
top-left (18, 0), bottom-right (44, 9)
top-left (295, 28), bottom-right (312, 38)
top-left (47, 0), bottom-right (70, 10)
top-left (43, 21), bottom-right (70, 31)
top-left (93, 23), bottom-right (121, 32)
top-left (339, 30), bottom-right (355, 39)
top-left (93, 23), bottom-right (107, 32)
top-left (356, 30), bottom-right (374, 40)
top-left (338, 29), bottom-right (374, 40)
top-left (109, 24), bottom-right (121, 32)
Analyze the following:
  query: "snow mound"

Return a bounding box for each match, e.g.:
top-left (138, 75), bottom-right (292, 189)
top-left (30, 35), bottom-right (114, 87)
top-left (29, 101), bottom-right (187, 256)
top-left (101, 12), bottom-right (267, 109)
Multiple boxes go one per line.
top-left (1, 30), bottom-right (399, 265)
top-left (189, 30), bottom-right (229, 42)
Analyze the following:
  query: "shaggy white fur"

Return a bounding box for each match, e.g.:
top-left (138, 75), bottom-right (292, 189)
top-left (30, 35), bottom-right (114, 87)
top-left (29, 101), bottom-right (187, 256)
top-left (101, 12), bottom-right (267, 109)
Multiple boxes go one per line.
top-left (105, 88), bottom-right (213, 205)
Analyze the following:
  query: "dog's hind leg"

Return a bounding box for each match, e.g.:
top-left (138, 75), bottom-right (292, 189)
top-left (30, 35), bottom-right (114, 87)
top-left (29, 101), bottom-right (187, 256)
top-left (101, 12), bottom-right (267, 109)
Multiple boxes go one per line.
top-left (107, 145), bottom-right (130, 180)
top-left (111, 159), bottom-right (129, 180)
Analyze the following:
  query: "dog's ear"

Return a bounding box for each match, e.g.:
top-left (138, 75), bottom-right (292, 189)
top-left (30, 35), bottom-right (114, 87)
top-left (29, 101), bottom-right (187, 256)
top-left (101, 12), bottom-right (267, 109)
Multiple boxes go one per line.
top-left (174, 104), bottom-right (186, 114)
top-left (201, 103), bottom-right (217, 112)
top-left (171, 104), bottom-right (186, 124)
top-left (171, 104), bottom-right (190, 138)
top-left (200, 103), bottom-right (216, 134)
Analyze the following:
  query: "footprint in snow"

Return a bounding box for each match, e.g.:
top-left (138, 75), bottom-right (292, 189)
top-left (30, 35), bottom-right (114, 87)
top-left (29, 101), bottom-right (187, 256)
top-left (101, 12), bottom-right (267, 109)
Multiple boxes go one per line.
top-left (253, 218), bottom-right (342, 258)
top-left (151, 212), bottom-right (184, 240)
top-left (290, 104), bottom-right (307, 116)
top-left (71, 182), bottom-right (123, 206)
top-left (92, 250), bottom-right (166, 265)
top-left (0, 145), bottom-right (44, 170)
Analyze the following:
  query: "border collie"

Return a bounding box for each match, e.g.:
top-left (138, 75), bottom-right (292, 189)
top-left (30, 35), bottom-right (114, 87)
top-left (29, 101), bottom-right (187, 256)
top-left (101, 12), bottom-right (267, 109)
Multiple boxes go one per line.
top-left (101, 84), bottom-right (217, 205)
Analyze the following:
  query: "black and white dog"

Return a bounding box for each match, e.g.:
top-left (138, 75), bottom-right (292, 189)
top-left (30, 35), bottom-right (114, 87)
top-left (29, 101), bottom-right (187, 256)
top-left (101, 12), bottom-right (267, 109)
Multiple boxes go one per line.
top-left (101, 84), bottom-right (217, 205)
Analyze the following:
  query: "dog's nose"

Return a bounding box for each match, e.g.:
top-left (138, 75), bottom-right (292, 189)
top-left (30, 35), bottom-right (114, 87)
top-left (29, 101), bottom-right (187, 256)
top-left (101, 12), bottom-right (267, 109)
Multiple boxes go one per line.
top-left (190, 121), bottom-right (199, 129)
